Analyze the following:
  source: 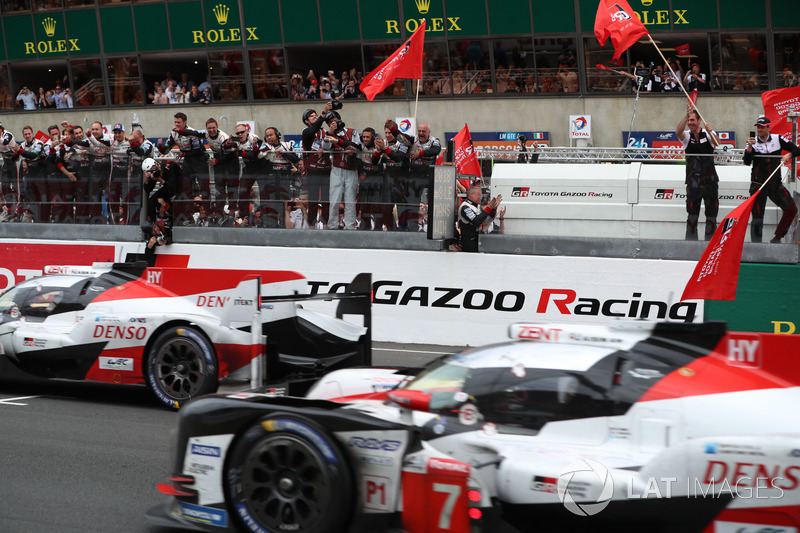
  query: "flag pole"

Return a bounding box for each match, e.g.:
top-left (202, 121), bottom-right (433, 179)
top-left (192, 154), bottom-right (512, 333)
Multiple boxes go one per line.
top-left (413, 78), bottom-right (421, 136)
top-left (646, 34), bottom-right (721, 146)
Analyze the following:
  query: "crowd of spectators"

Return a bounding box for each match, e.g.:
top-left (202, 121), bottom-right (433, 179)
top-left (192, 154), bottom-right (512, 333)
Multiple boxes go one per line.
top-left (0, 104), bottom-right (477, 239)
top-left (14, 81), bottom-right (73, 110)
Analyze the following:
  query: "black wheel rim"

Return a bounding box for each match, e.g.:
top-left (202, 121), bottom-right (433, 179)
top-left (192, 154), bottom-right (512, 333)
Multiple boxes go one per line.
top-left (152, 337), bottom-right (208, 401)
top-left (240, 435), bottom-right (331, 531)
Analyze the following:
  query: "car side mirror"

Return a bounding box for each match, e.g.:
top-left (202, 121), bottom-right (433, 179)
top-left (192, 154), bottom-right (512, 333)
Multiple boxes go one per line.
top-left (388, 389), bottom-right (433, 412)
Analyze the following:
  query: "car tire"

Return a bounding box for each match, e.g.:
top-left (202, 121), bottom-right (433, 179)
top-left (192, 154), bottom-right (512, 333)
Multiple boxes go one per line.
top-left (145, 325), bottom-right (218, 409)
top-left (224, 414), bottom-right (354, 533)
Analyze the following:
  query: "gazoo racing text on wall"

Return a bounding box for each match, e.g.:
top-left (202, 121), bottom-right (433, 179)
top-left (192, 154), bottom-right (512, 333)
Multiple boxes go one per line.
top-left (309, 281), bottom-right (698, 322)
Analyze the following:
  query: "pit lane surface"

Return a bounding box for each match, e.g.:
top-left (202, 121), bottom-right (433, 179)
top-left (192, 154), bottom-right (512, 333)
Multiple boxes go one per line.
top-left (0, 343), bottom-right (453, 533)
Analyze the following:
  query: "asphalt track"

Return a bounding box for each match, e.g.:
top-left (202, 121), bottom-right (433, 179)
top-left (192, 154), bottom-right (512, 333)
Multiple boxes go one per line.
top-left (0, 342), bottom-right (456, 533)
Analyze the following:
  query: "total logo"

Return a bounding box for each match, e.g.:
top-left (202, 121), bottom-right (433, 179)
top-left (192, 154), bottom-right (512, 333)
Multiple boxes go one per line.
top-left (398, 119), bottom-right (413, 134)
top-left (573, 117), bottom-right (588, 130)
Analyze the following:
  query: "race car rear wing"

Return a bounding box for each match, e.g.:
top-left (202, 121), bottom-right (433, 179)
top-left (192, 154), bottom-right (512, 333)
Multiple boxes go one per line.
top-left (259, 273), bottom-right (373, 396)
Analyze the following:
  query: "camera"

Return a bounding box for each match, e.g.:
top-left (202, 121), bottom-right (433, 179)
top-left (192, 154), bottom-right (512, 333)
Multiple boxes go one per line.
top-left (518, 134), bottom-right (527, 143)
top-left (330, 98), bottom-right (343, 111)
top-left (325, 112), bottom-right (345, 130)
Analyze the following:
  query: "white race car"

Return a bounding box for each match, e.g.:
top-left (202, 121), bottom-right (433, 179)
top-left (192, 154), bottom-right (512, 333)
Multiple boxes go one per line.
top-left (0, 261), bottom-right (371, 408)
top-left (149, 321), bottom-right (800, 532)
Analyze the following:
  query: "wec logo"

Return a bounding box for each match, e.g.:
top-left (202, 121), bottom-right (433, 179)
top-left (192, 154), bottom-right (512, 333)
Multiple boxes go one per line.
top-left (348, 437), bottom-right (402, 452)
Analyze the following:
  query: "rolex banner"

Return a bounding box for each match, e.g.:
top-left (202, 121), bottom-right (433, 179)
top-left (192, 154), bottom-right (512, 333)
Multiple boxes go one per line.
top-left (360, 20), bottom-right (426, 101)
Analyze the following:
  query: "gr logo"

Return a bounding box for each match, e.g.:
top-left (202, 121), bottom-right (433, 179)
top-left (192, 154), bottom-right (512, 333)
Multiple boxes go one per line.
top-left (655, 189), bottom-right (675, 200)
top-left (511, 187), bottom-right (530, 197)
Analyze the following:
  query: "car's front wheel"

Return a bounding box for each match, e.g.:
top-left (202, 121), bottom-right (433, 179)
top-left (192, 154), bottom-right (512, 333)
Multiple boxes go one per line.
top-left (224, 414), bottom-right (354, 533)
top-left (145, 326), bottom-right (218, 409)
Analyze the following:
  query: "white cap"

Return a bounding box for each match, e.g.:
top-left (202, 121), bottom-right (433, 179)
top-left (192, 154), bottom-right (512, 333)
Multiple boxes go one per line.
top-left (142, 158), bottom-right (157, 172)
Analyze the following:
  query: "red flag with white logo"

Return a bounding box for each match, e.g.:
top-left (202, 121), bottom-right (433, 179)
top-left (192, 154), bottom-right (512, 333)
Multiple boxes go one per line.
top-left (452, 124), bottom-right (482, 178)
top-left (360, 20), bottom-right (425, 101)
top-left (681, 194), bottom-right (758, 301)
top-left (594, 0), bottom-right (649, 61)
top-left (761, 85), bottom-right (800, 138)
top-left (675, 43), bottom-right (690, 56)
top-left (689, 89), bottom-right (699, 105)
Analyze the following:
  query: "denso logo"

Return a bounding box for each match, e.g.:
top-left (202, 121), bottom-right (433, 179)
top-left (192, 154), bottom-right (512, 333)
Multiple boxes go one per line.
top-left (348, 437), bottom-right (402, 452)
top-left (196, 296), bottom-right (230, 308)
top-left (93, 325), bottom-right (147, 340)
top-left (511, 187), bottom-right (530, 197)
top-left (537, 289), bottom-right (697, 322)
top-left (191, 444), bottom-right (221, 457)
top-left (655, 189), bottom-right (675, 199)
top-left (704, 461), bottom-right (800, 490)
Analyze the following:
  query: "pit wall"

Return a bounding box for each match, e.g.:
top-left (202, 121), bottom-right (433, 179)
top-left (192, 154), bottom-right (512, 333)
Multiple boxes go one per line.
top-left (3, 239), bottom-right (703, 346)
top-left (0, 94), bottom-right (762, 150)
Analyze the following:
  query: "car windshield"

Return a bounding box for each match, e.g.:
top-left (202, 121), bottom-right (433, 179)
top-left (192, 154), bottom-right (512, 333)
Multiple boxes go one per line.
top-left (402, 356), bottom-right (604, 430)
top-left (0, 276), bottom-right (101, 323)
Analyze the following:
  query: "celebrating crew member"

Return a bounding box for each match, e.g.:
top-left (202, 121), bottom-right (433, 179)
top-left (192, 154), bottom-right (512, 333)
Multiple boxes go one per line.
top-left (458, 185), bottom-right (502, 252)
top-left (676, 104), bottom-right (720, 240)
top-left (180, 118), bottom-right (238, 217)
top-left (157, 112), bottom-right (209, 223)
top-left (258, 126), bottom-right (300, 226)
top-left (141, 157), bottom-right (181, 225)
top-left (744, 116), bottom-right (800, 243)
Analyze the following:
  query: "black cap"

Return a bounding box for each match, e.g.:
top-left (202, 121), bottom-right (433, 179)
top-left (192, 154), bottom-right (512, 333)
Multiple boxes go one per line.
top-left (754, 116), bottom-right (771, 126)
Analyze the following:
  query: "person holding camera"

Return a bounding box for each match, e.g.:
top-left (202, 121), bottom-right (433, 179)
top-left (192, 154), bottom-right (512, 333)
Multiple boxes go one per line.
top-left (516, 134), bottom-right (539, 164)
top-left (458, 185), bottom-right (502, 252)
top-left (300, 100), bottom-right (334, 219)
top-left (144, 200), bottom-right (173, 264)
top-left (48, 84), bottom-right (73, 109)
top-left (142, 157), bottom-right (180, 224)
top-left (324, 110), bottom-right (362, 230)
top-left (744, 116), bottom-right (800, 243)
top-left (0, 123), bottom-right (21, 210)
top-left (284, 189), bottom-right (311, 229)
top-left (15, 86), bottom-right (36, 110)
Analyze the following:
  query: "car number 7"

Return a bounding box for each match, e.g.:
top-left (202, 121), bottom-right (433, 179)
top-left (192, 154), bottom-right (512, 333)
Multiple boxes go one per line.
top-left (432, 482), bottom-right (461, 530)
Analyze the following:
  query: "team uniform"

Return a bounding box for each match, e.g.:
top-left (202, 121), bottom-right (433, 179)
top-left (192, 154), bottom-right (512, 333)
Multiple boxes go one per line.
top-left (301, 114), bottom-right (332, 221)
top-left (357, 141), bottom-right (388, 229)
top-left (126, 137), bottom-right (154, 224)
top-left (743, 133), bottom-right (800, 243)
top-left (327, 125), bottom-right (362, 230)
top-left (182, 127), bottom-right (239, 215)
top-left (0, 130), bottom-right (20, 208)
top-left (158, 129), bottom-right (209, 223)
top-left (680, 129), bottom-right (719, 240)
top-left (19, 137), bottom-right (47, 222)
top-left (258, 138), bottom-right (300, 227)
top-left (70, 133), bottom-right (112, 223)
top-left (236, 132), bottom-right (265, 223)
top-left (89, 134), bottom-right (132, 224)
top-left (458, 195), bottom-right (497, 252)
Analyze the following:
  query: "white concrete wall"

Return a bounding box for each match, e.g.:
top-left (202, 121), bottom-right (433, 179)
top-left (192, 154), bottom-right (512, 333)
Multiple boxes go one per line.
top-left (3, 93), bottom-right (763, 148)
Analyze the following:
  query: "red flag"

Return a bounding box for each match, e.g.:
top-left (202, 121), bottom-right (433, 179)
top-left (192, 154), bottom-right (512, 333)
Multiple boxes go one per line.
top-left (761, 86), bottom-right (800, 138)
top-left (452, 124), bottom-right (482, 178)
top-left (675, 43), bottom-right (690, 56)
top-left (360, 21), bottom-right (425, 101)
top-left (689, 88), bottom-right (699, 105)
top-left (681, 194), bottom-right (758, 302)
top-left (34, 130), bottom-right (50, 144)
top-left (594, 0), bottom-right (649, 61)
